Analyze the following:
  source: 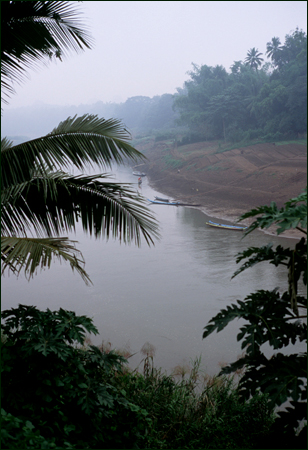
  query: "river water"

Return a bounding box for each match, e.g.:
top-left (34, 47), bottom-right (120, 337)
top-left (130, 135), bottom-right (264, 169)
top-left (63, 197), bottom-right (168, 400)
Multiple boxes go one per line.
top-left (1, 165), bottom-right (305, 376)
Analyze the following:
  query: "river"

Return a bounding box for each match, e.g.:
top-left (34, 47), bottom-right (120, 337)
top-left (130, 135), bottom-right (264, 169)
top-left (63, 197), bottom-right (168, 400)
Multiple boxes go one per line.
top-left (1, 165), bottom-right (305, 376)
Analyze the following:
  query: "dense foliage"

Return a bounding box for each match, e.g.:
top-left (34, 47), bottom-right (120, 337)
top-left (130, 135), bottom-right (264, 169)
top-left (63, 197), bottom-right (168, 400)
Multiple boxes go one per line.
top-left (115, 94), bottom-right (178, 132)
top-left (1, 305), bottom-right (275, 449)
top-left (173, 29), bottom-right (307, 143)
top-left (1, 305), bottom-right (150, 449)
top-left (203, 189), bottom-right (307, 449)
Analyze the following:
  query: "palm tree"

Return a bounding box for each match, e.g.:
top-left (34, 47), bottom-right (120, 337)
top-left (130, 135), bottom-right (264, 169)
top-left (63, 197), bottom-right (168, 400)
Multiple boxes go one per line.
top-left (1, 1), bottom-right (159, 283)
top-left (244, 48), bottom-right (264, 71)
top-left (266, 37), bottom-right (282, 67)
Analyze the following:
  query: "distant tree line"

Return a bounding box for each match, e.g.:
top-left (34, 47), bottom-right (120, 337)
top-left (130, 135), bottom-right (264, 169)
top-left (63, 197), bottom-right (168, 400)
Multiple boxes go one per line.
top-left (2, 28), bottom-right (306, 144)
top-left (173, 28), bottom-right (307, 143)
top-left (87, 94), bottom-right (179, 135)
top-left (2, 93), bottom-right (179, 141)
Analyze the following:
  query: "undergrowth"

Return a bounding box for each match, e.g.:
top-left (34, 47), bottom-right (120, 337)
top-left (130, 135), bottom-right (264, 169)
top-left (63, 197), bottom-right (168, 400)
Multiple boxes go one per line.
top-left (115, 354), bottom-right (275, 449)
top-left (1, 306), bottom-right (275, 449)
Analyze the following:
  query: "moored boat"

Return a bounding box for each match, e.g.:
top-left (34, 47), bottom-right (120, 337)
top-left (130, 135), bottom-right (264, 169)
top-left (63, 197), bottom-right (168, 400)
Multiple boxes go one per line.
top-left (133, 172), bottom-right (146, 177)
top-left (155, 196), bottom-right (170, 202)
top-left (206, 220), bottom-right (247, 231)
top-left (148, 199), bottom-right (180, 206)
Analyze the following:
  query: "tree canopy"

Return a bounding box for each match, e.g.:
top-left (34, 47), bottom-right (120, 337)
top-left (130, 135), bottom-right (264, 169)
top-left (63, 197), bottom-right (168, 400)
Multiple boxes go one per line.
top-left (173, 28), bottom-right (307, 143)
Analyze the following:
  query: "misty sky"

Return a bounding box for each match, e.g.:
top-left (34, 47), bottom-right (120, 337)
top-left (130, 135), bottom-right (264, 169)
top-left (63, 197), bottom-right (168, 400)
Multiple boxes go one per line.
top-left (3, 1), bottom-right (307, 110)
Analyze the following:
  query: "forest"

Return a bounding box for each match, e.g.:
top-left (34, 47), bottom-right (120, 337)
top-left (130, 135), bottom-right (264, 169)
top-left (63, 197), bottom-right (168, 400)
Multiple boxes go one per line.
top-left (3, 28), bottom-right (306, 145)
top-left (173, 28), bottom-right (307, 144)
top-left (103, 28), bottom-right (307, 144)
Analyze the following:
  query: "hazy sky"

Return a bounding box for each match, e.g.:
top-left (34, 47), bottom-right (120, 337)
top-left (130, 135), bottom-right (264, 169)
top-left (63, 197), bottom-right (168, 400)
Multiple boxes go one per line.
top-left (3, 1), bottom-right (307, 109)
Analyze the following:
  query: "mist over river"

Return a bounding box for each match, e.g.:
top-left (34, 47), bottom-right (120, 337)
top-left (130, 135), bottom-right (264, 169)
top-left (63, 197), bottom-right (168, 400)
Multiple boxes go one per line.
top-left (1, 165), bottom-right (305, 376)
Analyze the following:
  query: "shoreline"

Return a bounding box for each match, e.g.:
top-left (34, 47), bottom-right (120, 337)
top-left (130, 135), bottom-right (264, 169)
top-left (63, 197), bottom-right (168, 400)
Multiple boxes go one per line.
top-left (137, 139), bottom-right (306, 242)
top-left (146, 177), bottom-right (305, 241)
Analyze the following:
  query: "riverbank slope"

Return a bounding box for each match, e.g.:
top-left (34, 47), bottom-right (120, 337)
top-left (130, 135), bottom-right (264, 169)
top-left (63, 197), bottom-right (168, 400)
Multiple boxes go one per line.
top-left (135, 138), bottom-right (307, 238)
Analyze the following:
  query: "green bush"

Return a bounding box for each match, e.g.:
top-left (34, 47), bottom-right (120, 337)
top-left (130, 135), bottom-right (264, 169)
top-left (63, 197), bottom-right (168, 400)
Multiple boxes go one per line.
top-left (203, 189), bottom-right (307, 449)
top-left (162, 154), bottom-right (184, 169)
top-left (1, 305), bottom-right (150, 449)
top-left (154, 130), bottom-right (176, 142)
top-left (262, 131), bottom-right (283, 142)
top-left (113, 358), bottom-right (275, 449)
top-left (226, 127), bottom-right (245, 143)
top-left (179, 132), bottom-right (208, 146)
top-left (1, 305), bottom-right (275, 449)
top-left (1, 409), bottom-right (62, 449)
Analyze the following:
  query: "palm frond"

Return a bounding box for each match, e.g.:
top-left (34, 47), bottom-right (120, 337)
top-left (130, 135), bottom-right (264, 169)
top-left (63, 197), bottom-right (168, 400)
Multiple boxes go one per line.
top-left (1, 115), bottom-right (145, 188)
top-left (2, 171), bottom-right (160, 246)
top-left (1, 137), bottom-right (14, 151)
top-left (1, 2), bottom-right (159, 285)
top-left (1, 236), bottom-right (91, 285)
top-left (1, 1), bottom-right (93, 102)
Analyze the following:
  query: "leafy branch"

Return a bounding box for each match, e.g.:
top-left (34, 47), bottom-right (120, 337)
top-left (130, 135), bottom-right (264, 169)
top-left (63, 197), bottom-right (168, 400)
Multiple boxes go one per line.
top-left (238, 188), bottom-right (307, 236)
top-left (203, 190), bottom-right (307, 439)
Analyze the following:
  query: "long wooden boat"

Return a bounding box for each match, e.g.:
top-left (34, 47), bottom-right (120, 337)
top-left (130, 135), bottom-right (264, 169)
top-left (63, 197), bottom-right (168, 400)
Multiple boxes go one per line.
top-left (155, 196), bottom-right (170, 202)
top-left (133, 172), bottom-right (146, 177)
top-left (148, 199), bottom-right (180, 206)
top-left (206, 220), bottom-right (247, 231)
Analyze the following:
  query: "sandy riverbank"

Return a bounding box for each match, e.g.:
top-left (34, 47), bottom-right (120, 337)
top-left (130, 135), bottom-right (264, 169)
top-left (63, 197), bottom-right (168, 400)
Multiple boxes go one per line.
top-left (146, 177), bottom-right (304, 240)
top-left (138, 140), bottom-right (307, 240)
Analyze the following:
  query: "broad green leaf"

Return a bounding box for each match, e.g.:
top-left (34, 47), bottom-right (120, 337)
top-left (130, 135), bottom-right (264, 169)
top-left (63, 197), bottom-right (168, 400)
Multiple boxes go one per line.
top-left (238, 188), bottom-right (307, 236)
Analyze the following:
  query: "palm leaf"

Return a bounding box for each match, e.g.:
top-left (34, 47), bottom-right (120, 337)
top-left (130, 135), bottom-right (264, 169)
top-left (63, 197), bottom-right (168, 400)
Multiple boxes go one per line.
top-left (1, 137), bottom-right (14, 151)
top-left (1, 236), bottom-right (91, 285)
top-left (1, 115), bottom-right (145, 188)
top-left (2, 171), bottom-right (160, 246)
top-left (1, 1), bottom-right (93, 102)
top-left (1, 2), bottom-right (159, 284)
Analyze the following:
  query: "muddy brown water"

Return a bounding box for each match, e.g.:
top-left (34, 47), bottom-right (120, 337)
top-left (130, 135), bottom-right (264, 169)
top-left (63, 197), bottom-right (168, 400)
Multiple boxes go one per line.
top-left (1, 165), bottom-right (306, 376)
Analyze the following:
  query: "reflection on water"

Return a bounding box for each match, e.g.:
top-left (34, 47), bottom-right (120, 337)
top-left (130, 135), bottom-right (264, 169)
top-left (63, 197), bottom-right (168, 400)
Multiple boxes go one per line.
top-left (1, 165), bottom-right (305, 375)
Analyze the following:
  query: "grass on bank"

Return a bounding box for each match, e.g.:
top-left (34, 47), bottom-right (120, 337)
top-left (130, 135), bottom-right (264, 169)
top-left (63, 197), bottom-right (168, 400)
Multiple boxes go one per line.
top-left (131, 129), bottom-right (307, 158)
top-left (114, 353), bottom-right (275, 449)
top-left (1, 304), bottom-right (276, 449)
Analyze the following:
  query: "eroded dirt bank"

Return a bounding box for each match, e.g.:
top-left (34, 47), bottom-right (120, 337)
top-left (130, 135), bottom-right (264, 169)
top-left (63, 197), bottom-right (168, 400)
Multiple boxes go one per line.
top-left (135, 139), bottom-right (307, 238)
